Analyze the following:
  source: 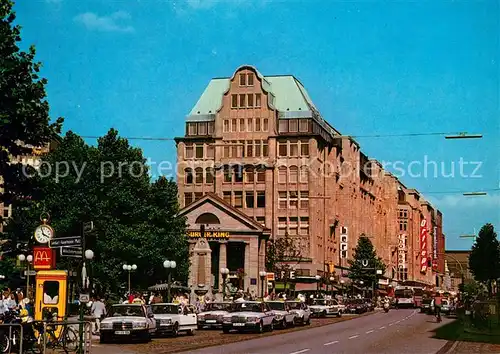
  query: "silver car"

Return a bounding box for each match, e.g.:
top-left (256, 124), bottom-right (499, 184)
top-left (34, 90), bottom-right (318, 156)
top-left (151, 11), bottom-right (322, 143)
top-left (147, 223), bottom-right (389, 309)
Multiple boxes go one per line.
top-left (197, 302), bottom-right (233, 329)
top-left (286, 301), bottom-right (311, 325)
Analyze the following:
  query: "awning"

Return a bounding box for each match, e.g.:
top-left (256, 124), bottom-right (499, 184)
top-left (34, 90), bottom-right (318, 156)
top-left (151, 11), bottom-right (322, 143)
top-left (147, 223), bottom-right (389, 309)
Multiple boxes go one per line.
top-left (295, 283), bottom-right (320, 292)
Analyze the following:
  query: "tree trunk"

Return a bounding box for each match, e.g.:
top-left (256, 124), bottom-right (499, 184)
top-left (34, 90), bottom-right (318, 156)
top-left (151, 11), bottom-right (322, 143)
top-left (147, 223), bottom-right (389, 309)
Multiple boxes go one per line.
top-left (488, 280), bottom-right (492, 297)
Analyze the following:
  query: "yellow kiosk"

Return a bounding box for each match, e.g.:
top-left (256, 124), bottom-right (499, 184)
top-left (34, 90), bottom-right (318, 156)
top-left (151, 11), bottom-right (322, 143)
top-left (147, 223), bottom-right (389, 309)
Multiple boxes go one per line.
top-left (34, 270), bottom-right (68, 322)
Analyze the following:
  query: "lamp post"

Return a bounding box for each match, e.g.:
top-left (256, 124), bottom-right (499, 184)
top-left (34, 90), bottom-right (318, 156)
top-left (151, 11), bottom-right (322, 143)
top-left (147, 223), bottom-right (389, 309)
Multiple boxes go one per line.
top-left (18, 254), bottom-right (33, 296)
top-left (329, 276), bottom-right (335, 296)
top-left (220, 268), bottom-right (229, 300)
top-left (259, 271), bottom-right (267, 299)
top-left (375, 269), bottom-right (383, 298)
top-left (79, 249), bottom-right (94, 354)
top-left (315, 275), bottom-right (321, 296)
top-left (360, 280), bottom-right (364, 298)
top-left (123, 264), bottom-right (137, 296)
top-left (163, 260), bottom-right (177, 303)
top-left (340, 279), bottom-right (345, 298)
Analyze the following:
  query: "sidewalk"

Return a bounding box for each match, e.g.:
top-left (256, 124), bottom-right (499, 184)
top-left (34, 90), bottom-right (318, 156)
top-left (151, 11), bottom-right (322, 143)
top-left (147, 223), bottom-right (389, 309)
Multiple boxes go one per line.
top-left (448, 341), bottom-right (500, 353)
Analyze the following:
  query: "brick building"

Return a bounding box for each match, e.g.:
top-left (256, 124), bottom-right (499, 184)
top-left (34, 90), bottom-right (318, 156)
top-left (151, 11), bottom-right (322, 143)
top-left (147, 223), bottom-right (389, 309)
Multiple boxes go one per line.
top-left (176, 65), bottom-right (444, 292)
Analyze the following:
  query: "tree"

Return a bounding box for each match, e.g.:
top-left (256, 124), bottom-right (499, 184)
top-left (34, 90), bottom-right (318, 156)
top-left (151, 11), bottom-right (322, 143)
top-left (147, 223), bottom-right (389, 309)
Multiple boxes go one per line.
top-left (4, 129), bottom-right (189, 293)
top-left (348, 235), bottom-right (386, 289)
top-left (0, 0), bottom-right (63, 209)
top-left (266, 233), bottom-right (303, 295)
top-left (469, 223), bottom-right (500, 296)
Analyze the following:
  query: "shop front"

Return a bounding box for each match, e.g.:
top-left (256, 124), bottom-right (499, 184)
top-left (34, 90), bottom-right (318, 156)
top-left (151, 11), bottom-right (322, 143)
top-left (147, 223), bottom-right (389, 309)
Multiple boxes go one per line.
top-left (178, 194), bottom-right (270, 299)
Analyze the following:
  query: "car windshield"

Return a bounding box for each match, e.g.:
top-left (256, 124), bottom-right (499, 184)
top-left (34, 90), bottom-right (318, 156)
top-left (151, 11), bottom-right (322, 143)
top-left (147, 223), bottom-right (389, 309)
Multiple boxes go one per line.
top-left (313, 299), bottom-right (326, 305)
top-left (231, 303), bottom-right (263, 313)
top-left (204, 303), bottom-right (232, 311)
top-left (151, 304), bottom-right (179, 314)
top-left (267, 302), bottom-right (286, 311)
top-left (110, 305), bottom-right (144, 317)
top-left (287, 302), bottom-right (301, 309)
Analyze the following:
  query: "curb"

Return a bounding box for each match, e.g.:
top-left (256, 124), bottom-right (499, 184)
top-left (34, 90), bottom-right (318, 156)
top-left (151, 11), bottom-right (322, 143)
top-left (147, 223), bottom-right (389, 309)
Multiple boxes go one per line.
top-left (444, 340), bottom-right (460, 354)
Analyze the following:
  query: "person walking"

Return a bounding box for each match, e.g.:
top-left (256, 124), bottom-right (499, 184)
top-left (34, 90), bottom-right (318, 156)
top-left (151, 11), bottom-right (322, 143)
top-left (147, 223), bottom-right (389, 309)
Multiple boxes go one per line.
top-left (434, 293), bottom-right (443, 322)
top-left (91, 296), bottom-right (107, 335)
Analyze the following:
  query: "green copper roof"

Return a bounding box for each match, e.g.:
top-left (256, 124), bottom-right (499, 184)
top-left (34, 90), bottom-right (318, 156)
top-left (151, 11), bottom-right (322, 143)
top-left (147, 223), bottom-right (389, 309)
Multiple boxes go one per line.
top-left (187, 74), bottom-right (316, 119)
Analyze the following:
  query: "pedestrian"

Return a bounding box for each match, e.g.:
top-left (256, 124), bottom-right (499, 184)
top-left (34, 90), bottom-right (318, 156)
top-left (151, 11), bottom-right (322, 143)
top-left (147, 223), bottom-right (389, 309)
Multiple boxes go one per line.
top-left (91, 296), bottom-right (107, 335)
top-left (434, 292), bottom-right (443, 321)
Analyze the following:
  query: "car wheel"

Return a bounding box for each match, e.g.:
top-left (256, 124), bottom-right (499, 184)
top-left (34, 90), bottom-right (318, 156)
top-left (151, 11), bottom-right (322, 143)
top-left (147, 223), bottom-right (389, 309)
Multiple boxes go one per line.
top-left (337, 312), bottom-right (342, 318)
top-left (257, 321), bottom-right (263, 334)
top-left (222, 327), bottom-right (230, 334)
top-left (142, 332), bottom-right (151, 343)
top-left (305, 316), bottom-right (311, 325)
top-left (269, 321), bottom-right (274, 332)
top-left (197, 325), bottom-right (203, 330)
top-left (322, 310), bottom-right (327, 317)
top-left (187, 329), bottom-right (195, 336)
top-left (282, 319), bottom-right (287, 329)
top-left (172, 323), bottom-right (179, 337)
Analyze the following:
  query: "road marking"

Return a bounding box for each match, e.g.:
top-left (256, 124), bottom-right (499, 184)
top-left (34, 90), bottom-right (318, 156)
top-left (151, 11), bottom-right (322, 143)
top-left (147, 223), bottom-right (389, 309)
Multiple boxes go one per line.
top-left (379, 326), bottom-right (386, 329)
top-left (388, 323), bottom-right (394, 326)
top-left (289, 349), bottom-right (310, 354)
top-left (366, 330), bottom-right (374, 334)
top-left (348, 335), bottom-right (359, 339)
top-left (395, 320), bottom-right (401, 324)
top-left (324, 341), bottom-right (339, 346)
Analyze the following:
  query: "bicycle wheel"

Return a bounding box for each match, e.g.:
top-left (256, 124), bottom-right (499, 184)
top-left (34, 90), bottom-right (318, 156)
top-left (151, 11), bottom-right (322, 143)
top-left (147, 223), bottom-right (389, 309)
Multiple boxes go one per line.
top-left (62, 327), bottom-right (79, 352)
top-left (0, 332), bottom-right (10, 354)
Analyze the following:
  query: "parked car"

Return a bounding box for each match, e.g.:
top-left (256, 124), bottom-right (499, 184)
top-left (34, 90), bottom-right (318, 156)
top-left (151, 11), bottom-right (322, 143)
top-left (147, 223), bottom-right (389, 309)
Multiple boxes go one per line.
top-left (266, 301), bottom-right (296, 328)
top-left (151, 303), bottom-right (197, 336)
top-left (346, 299), bottom-right (367, 314)
top-left (309, 299), bottom-right (342, 317)
top-left (420, 298), bottom-right (432, 314)
top-left (286, 301), bottom-right (311, 325)
top-left (100, 304), bottom-right (156, 343)
top-left (222, 301), bottom-right (274, 333)
top-left (197, 302), bottom-right (233, 329)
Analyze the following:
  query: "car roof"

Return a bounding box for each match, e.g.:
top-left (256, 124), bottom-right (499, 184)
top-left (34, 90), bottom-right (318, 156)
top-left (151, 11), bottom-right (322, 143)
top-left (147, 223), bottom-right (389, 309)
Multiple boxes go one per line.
top-left (151, 303), bottom-right (179, 306)
top-left (113, 303), bottom-right (142, 307)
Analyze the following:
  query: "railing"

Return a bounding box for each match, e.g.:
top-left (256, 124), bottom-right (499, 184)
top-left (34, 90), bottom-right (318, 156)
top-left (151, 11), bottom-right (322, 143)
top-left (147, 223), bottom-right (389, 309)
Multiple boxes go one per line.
top-left (0, 322), bottom-right (24, 354)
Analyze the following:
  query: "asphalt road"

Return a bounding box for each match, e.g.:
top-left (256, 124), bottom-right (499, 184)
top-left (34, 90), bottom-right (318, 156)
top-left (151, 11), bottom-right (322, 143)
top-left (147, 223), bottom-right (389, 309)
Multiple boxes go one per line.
top-left (184, 309), bottom-right (454, 354)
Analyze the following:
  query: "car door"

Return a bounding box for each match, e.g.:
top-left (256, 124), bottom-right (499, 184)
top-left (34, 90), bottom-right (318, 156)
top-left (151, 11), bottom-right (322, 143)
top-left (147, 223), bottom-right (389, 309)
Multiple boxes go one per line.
top-left (263, 303), bottom-right (273, 326)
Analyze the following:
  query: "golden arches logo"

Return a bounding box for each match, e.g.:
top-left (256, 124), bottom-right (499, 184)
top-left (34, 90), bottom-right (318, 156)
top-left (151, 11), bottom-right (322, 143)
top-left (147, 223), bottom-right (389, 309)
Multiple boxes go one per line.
top-left (34, 250), bottom-right (50, 263)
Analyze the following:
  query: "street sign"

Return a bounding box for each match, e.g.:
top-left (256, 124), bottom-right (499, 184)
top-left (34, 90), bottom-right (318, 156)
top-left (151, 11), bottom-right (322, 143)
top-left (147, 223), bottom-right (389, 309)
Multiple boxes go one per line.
top-left (79, 293), bottom-right (90, 303)
top-left (24, 270), bottom-right (37, 276)
top-left (49, 236), bottom-right (82, 248)
top-left (60, 247), bottom-right (82, 258)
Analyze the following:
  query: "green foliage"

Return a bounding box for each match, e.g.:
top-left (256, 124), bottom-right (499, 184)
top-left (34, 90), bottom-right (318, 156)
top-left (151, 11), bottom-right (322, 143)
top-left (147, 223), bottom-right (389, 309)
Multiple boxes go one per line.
top-left (348, 235), bottom-right (386, 285)
top-left (266, 234), bottom-right (303, 275)
top-left (469, 223), bottom-right (500, 295)
top-left (4, 129), bottom-right (189, 294)
top-left (0, 0), bottom-right (63, 208)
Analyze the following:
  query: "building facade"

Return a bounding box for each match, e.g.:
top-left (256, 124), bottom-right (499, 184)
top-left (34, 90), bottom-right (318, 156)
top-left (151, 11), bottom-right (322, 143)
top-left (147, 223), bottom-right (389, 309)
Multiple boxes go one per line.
top-left (176, 65), bottom-right (445, 292)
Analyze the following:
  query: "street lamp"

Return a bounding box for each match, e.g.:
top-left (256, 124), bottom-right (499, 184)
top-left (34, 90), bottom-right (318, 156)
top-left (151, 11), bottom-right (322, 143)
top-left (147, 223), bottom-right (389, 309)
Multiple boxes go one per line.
top-left (220, 268), bottom-right (229, 300)
top-left (18, 254), bottom-right (33, 297)
top-left (123, 264), bottom-right (137, 296)
top-left (360, 280), bottom-right (364, 298)
top-left (163, 260), bottom-right (177, 303)
top-left (259, 271), bottom-right (267, 299)
top-left (315, 275), bottom-right (321, 296)
top-left (340, 279), bottom-right (345, 297)
top-left (79, 249), bottom-right (94, 354)
top-left (329, 276), bottom-right (335, 296)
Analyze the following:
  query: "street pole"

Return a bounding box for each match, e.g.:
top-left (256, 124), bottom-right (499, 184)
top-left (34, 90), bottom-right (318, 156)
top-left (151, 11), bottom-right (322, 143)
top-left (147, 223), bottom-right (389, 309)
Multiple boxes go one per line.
top-left (26, 262), bottom-right (30, 295)
top-left (78, 223), bottom-right (86, 354)
top-left (167, 271), bottom-right (171, 303)
top-left (128, 270), bottom-right (131, 295)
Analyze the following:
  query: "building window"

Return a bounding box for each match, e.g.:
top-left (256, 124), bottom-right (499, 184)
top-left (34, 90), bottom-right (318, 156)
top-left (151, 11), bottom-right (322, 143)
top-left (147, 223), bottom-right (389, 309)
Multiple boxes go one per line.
top-left (256, 191), bottom-right (266, 208)
top-left (246, 141), bottom-right (253, 157)
top-left (289, 119), bottom-right (298, 132)
top-left (290, 140), bottom-right (298, 156)
top-left (239, 140), bottom-right (245, 157)
top-left (278, 227), bottom-right (286, 236)
top-left (206, 167), bottom-right (214, 184)
top-left (289, 191), bottom-right (298, 209)
top-left (289, 217), bottom-right (298, 235)
top-left (289, 166), bottom-right (298, 183)
top-left (231, 119), bottom-right (237, 132)
top-left (278, 142), bottom-right (287, 157)
top-left (247, 118), bottom-right (253, 132)
top-left (231, 141), bottom-right (238, 158)
top-left (300, 166), bottom-right (308, 183)
top-left (256, 216), bottom-right (265, 225)
top-left (185, 168), bottom-right (193, 184)
top-left (255, 93), bottom-right (261, 107)
top-left (300, 140), bottom-right (309, 156)
top-left (247, 73), bottom-right (254, 86)
top-left (300, 191), bottom-right (309, 209)
top-left (194, 192), bottom-right (203, 201)
top-left (245, 191), bottom-right (254, 208)
top-left (247, 94), bottom-right (254, 107)
top-left (239, 94), bottom-right (246, 108)
top-left (195, 145), bottom-right (204, 159)
top-left (184, 193), bottom-right (193, 206)
top-left (198, 122), bottom-right (207, 135)
top-left (279, 192), bottom-right (287, 209)
top-left (279, 120), bottom-right (288, 133)
top-left (223, 145), bottom-right (230, 158)
top-left (223, 191), bottom-right (231, 204)
top-left (399, 221), bottom-right (408, 231)
top-left (256, 167), bottom-right (266, 183)
top-left (234, 165), bottom-right (243, 183)
top-left (206, 145), bottom-right (214, 158)
top-left (299, 119), bottom-right (309, 132)
top-left (262, 141), bottom-right (269, 156)
top-left (234, 191), bottom-right (243, 208)
top-left (231, 94), bottom-right (238, 108)
top-left (300, 217), bottom-right (309, 235)
top-left (185, 144), bottom-right (194, 159)
top-left (195, 167), bottom-right (203, 184)
top-left (239, 118), bottom-right (246, 132)
top-left (239, 73), bottom-right (246, 86)
top-left (278, 166), bottom-right (287, 184)
top-left (263, 118), bottom-right (268, 131)
top-left (255, 118), bottom-right (261, 132)
top-left (278, 217), bottom-right (287, 227)
top-left (255, 140), bottom-right (261, 157)
top-left (224, 120), bottom-right (230, 132)
top-left (245, 166), bottom-right (254, 183)
top-left (223, 166), bottom-right (232, 183)
top-left (187, 122), bottom-right (197, 135)
top-left (208, 122), bottom-right (214, 134)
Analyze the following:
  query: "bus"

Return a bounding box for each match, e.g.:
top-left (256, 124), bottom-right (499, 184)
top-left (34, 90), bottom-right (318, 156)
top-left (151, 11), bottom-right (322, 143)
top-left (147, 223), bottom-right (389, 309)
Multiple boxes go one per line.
top-left (394, 286), bottom-right (424, 308)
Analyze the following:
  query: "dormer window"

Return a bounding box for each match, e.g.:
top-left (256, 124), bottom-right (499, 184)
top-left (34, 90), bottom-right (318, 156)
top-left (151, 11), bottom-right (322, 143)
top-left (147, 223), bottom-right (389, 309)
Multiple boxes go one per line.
top-left (239, 73), bottom-right (246, 86)
top-left (247, 73), bottom-right (254, 86)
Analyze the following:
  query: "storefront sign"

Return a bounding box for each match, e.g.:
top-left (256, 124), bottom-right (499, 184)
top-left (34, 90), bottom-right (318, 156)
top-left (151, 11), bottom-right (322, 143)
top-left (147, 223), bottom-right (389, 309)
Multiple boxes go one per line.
top-left (433, 226), bottom-right (438, 260)
top-left (33, 247), bottom-right (55, 270)
top-left (187, 231), bottom-right (230, 239)
top-left (420, 219), bottom-right (428, 273)
top-left (398, 234), bottom-right (407, 269)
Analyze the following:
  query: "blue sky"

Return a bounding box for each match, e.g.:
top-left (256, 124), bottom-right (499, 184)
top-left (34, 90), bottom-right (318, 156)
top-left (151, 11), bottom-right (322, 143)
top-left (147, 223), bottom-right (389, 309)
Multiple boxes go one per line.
top-left (15, 0), bottom-right (500, 250)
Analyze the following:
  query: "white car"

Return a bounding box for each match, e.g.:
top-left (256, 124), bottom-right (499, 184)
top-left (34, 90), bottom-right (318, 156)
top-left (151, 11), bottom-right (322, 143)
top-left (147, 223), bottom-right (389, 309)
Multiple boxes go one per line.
top-left (286, 301), bottom-right (311, 325)
top-left (100, 304), bottom-right (156, 343)
top-left (309, 299), bottom-right (342, 317)
top-left (197, 302), bottom-right (233, 329)
top-left (151, 303), bottom-right (197, 336)
top-left (266, 301), bottom-right (296, 328)
top-left (222, 301), bottom-right (275, 333)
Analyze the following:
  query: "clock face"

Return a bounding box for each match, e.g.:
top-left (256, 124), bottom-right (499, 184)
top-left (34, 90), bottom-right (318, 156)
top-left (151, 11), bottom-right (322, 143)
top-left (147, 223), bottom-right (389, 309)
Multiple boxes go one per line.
top-left (34, 225), bottom-right (54, 244)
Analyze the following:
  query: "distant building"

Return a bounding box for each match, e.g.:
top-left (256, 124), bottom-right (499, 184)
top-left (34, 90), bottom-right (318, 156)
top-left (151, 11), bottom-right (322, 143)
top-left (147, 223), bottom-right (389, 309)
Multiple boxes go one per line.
top-left (445, 250), bottom-right (473, 292)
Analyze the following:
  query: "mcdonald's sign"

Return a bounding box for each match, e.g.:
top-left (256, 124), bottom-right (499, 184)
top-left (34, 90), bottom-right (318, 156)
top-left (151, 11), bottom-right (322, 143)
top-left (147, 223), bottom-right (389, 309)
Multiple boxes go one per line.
top-left (33, 247), bottom-right (55, 270)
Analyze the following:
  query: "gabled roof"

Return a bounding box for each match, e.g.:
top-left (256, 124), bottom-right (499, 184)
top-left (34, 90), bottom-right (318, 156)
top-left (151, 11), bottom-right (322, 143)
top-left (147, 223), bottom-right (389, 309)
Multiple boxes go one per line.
top-left (177, 193), bottom-right (270, 233)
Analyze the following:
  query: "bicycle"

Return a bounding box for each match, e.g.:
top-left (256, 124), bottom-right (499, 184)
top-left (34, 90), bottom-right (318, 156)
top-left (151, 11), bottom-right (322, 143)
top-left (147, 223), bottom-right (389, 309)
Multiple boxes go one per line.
top-left (37, 321), bottom-right (79, 353)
